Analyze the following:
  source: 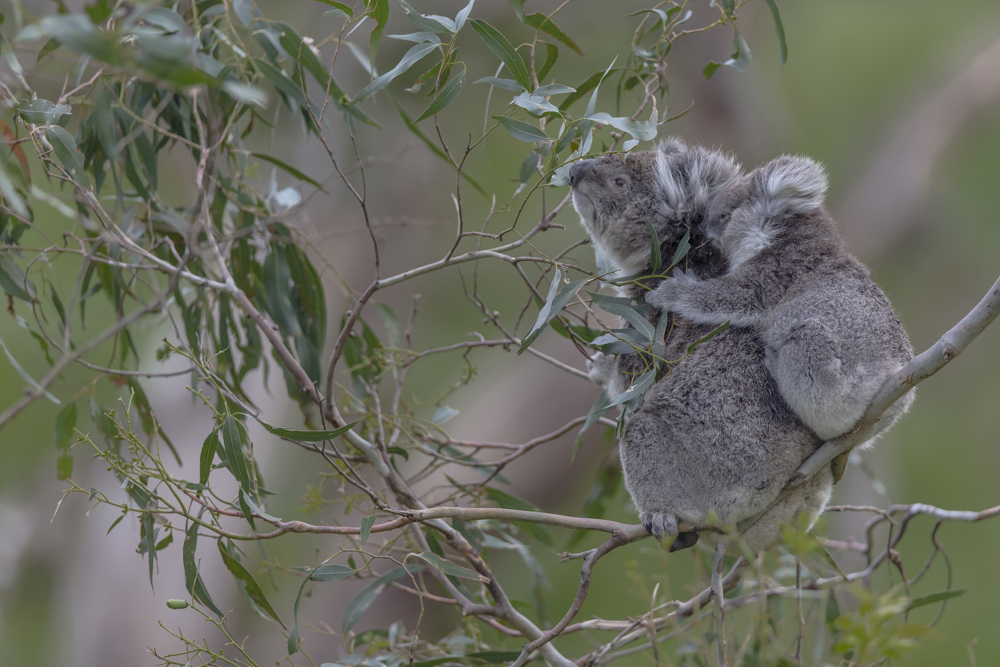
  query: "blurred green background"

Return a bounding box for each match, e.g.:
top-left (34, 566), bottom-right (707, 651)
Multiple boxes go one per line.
top-left (1, 1), bottom-right (999, 665)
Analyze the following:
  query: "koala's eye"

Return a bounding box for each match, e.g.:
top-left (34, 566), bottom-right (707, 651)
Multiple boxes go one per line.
top-left (612, 177), bottom-right (627, 188)
top-left (720, 212), bottom-right (730, 221)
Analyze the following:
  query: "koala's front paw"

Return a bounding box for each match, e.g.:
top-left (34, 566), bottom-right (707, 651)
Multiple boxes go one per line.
top-left (586, 351), bottom-right (617, 387)
top-left (647, 269), bottom-right (699, 314)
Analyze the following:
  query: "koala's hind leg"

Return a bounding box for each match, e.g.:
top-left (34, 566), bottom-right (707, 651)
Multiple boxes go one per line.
top-left (736, 464), bottom-right (833, 553)
top-left (621, 411), bottom-right (698, 545)
top-left (768, 318), bottom-right (859, 440)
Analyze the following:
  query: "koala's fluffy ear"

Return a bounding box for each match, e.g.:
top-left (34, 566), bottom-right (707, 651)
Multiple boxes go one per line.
top-left (655, 138), bottom-right (741, 209)
top-left (750, 156), bottom-right (827, 217)
top-left (687, 146), bottom-right (742, 209)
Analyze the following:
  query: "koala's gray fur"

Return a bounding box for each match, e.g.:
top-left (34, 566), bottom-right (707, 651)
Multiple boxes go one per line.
top-left (571, 139), bottom-right (832, 553)
top-left (647, 155), bottom-right (914, 443)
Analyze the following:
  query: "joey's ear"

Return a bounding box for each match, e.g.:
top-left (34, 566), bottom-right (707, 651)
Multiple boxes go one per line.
top-left (654, 137), bottom-right (689, 207)
top-left (687, 146), bottom-right (742, 209)
top-left (749, 155), bottom-right (828, 217)
top-left (657, 136), bottom-right (687, 156)
top-left (656, 140), bottom-right (741, 209)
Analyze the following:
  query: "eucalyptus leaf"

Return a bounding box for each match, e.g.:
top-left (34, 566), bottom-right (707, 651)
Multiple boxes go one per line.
top-left (217, 539), bottom-right (284, 627)
top-left (409, 551), bottom-right (488, 582)
top-left (473, 76), bottom-right (524, 92)
top-left (413, 68), bottom-right (465, 122)
top-left (469, 19), bottom-right (531, 92)
top-left (17, 98), bottom-right (71, 124)
top-left (261, 420), bottom-right (357, 442)
top-left (353, 42), bottom-right (439, 102)
top-left (341, 565), bottom-right (423, 634)
top-left (496, 116), bottom-right (549, 143)
top-left (518, 270), bottom-right (586, 353)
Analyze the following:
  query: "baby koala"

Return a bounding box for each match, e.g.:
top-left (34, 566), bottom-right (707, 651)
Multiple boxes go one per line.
top-left (648, 155), bottom-right (914, 444)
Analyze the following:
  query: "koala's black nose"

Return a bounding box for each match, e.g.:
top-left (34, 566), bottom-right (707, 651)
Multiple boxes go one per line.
top-left (569, 159), bottom-right (595, 187)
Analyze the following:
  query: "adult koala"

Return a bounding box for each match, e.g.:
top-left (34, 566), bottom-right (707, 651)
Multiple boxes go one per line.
top-left (569, 139), bottom-right (832, 553)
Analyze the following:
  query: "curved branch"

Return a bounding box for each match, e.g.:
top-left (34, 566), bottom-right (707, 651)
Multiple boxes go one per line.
top-left (741, 272), bottom-right (1000, 534)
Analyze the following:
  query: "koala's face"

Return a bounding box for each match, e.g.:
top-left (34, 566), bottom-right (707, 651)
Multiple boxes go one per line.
top-left (570, 151), bottom-right (672, 274)
top-left (570, 140), bottom-right (742, 275)
top-left (701, 177), bottom-right (751, 247)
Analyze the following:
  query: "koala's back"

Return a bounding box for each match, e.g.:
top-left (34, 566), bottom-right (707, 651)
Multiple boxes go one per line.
top-left (758, 221), bottom-right (914, 440)
top-left (619, 317), bottom-right (832, 551)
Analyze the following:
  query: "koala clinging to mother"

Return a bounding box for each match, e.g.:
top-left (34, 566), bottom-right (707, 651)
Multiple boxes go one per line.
top-left (569, 138), bottom-right (912, 553)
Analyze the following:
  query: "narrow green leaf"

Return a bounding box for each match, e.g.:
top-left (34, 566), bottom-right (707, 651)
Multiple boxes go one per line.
top-left (558, 67), bottom-right (618, 111)
top-left (518, 270), bottom-right (586, 353)
top-left (484, 486), bottom-right (540, 512)
top-left (604, 369), bottom-right (656, 409)
top-left (360, 514), bottom-right (376, 547)
top-left (532, 83), bottom-right (575, 96)
top-left (455, 0), bottom-right (476, 31)
top-left (0, 163), bottom-right (28, 217)
top-left (222, 413), bottom-right (252, 493)
top-left (469, 19), bottom-right (531, 92)
top-left (107, 512), bottom-right (125, 535)
top-left (704, 28), bottom-right (752, 79)
top-left (262, 247), bottom-right (302, 338)
top-left (54, 401), bottom-right (77, 450)
top-left (314, 0), bottom-right (353, 18)
top-left (199, 430), bottom-right (219, 485)
top-left (907, 589), bottom-right (967, 611)
top-left (645, 220), bottom-right (662, 272)
top-left (523, 13), bottom-right (583, 56)
top-left (473, 76), bottom-right (524, 92)
top-left (342, 565), bottom-right (422, 634)
top-left (484, 486), bottom-right (551, 544)
top-left (431, 405), bottom-right (459, 424)
top-left (353, 42), bottom-right (439, 102)
top-left (261, 420), bottom-right (357, 442)
top-left (368, 0), bottom-right (390, 62)
top-left (496, 116), bottom-right (549, 143)
top-left (579, 110), bottom-right (657, 142)
top-left (237, 486), bottom-right (257, 530)
top-left (37, 37), bottom-right (61, 62)
top-left (413, 68), bottom-right (465, 122)
top-left (596, 301), bottom-right (655, 344)
top-left (251, 152), bottom-right (326, 192)
top-left (44, 125), bottom-right (90, 188)
top-left (763, 0), bottom-right (788, 69)
top-left (56, 453), bottom-right (73, 480)
top-left (409, 551), bottom-right (488, 582)
top-left (685, 321), bottom-right (730, 354)
top-left (289, 560), bottom-right (355, 654)
top-left (670, 229), bottom-right (691, 268)
top-left (0, 255), bottom-right (32, 301)
top-left (217, 539), bottom-right (284, 627)
top-left (222, 81), bottom-right (268, 107)
top-left (183, 520), bottom-right (224, 616)
top-left (397, 0), bottom-right (455, 33)
top-left (310, 563), bottom-right (356, 582)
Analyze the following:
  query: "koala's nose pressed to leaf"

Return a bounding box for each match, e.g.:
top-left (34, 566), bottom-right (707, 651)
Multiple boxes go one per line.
top-left (569, 159), bottom-right (595, 187)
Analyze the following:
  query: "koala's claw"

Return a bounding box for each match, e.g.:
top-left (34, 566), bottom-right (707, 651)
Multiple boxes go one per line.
top-left (640, 511), bottom-right (678, 540)
top-left (641, 511), bottom-right (699, 552)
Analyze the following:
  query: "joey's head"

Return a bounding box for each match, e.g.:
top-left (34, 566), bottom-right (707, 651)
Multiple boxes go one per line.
top-left (570, 138), bottom-right (741, 275)
top-left (703, 155), bottom-right (828, 270)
